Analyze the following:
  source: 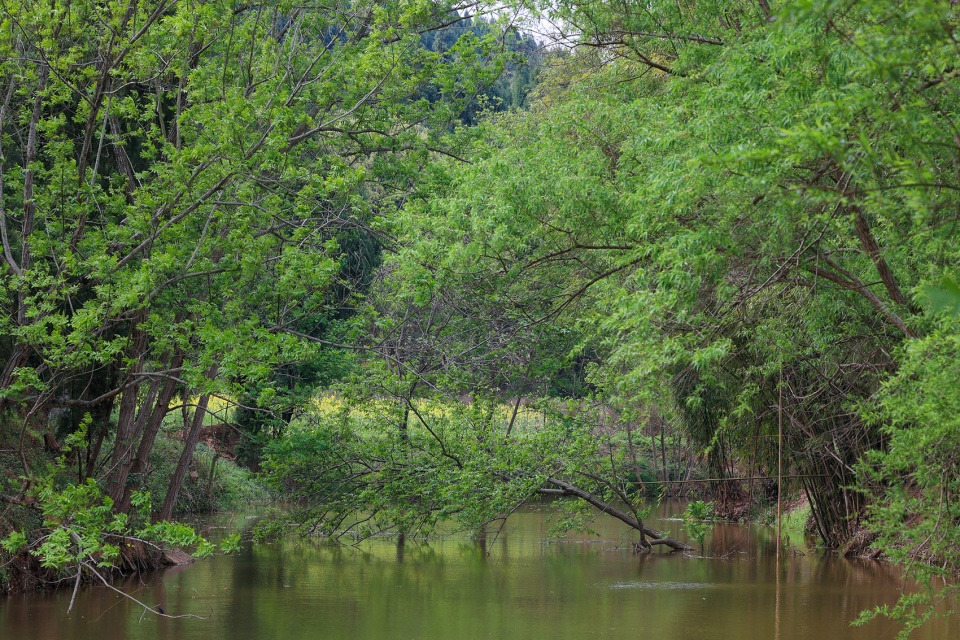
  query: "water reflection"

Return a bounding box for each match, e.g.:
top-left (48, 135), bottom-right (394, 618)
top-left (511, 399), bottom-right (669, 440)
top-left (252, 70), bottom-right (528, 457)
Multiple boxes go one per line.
top-left (1, 503), bottom-right (955, 640)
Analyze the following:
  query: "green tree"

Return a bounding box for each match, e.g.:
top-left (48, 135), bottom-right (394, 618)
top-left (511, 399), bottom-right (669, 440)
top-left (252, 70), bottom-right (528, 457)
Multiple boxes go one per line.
top-left (375, 0), bottom-right (960, 630)
top-left (0, 14), bottom-right (544, 612)
top-left (0, 0), bottom-right (515, 525)
top-left (395, 0), bottom-right (960, 542)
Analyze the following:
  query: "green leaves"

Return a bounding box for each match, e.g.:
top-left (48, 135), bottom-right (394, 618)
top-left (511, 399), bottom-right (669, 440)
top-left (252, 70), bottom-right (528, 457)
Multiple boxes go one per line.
top-left (3, 478), bottom-right (223, 575)
top-left (380, 0), bottom-right (960, 564)
top-left (259, 392), bottom-right (622, 541)
top-left (683, 500), bottom-right (714, 550)
top-left (0, 531), bottom-right (28, 555)
top-left (924, 278), bottom-right (960, 317)
top-left (858, 328), bottom-right (960, 581)
top-left (23, 479), bottom-right (125, 570)
top-left (0, 0), bottom-right (517, 402)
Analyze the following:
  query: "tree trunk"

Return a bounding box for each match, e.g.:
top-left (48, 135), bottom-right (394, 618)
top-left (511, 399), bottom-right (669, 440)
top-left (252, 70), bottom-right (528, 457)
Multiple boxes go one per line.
top-left (159, 366), bottom-right (215, 521)
top-left (105, 312), bottom-right (149, 505)
top-left (659, 417), bottom-right (669, 495)
top-left (84, 392), bottom-right (117, 480)
top-left (206, 421), bottom-right (231, 498)
top-left (649, 426), bottom-right (659, 485)
top-left (117, 351), bottom-right (184, 513)
top-left (625, 421), bottom-right (647, 494)
top-left (0, 66), bottom-right (47, 413)
top-left (852, 207), bottom-right (917, 314)
top-left (505, 395), bottom-right (522, 438)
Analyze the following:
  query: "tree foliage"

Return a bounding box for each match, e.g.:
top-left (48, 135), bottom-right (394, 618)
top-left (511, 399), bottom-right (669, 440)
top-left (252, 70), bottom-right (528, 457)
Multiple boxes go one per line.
top-left (355, 0), bottom-right (960, 628)
top-left (389, 0), bottom-right (960, 539)
top-left (0, 0), bottom-right (527, 578)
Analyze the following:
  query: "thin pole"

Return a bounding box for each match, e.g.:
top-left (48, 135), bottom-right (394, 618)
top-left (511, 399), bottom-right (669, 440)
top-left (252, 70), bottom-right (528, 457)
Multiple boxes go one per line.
top-left (777, 369), bottom-right (783, 560)
top-left (775, 549), bottom-right (782, 640)
top-left (775, 369), bottom-right (783, 640)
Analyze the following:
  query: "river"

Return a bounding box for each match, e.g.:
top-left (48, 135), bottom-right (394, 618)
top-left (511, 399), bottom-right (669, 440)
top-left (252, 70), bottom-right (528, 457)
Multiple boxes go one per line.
top-left (1, 502), bottom-right (955, 639)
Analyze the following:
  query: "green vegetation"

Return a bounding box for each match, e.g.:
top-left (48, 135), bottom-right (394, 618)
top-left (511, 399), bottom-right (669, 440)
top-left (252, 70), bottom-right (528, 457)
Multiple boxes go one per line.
top-left (777, 501), bottom-right (813, 548)
top-left (258, 394), bottom-right (689, 549)
top-left (0, 432), bottom-right (238, 603)
top-left (0, 0), bottom-right (534, 596)
top-left (2, 0), bottom-right (960, 634)
top-left (682, 500), bottom-right (714, 552)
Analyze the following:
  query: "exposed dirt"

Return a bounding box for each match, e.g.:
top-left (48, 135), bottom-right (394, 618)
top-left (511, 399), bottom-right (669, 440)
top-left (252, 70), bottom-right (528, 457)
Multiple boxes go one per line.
top-left (0, 538), bottom-right (175, 596)
top-left (187, 423), bottom-right (241, 460)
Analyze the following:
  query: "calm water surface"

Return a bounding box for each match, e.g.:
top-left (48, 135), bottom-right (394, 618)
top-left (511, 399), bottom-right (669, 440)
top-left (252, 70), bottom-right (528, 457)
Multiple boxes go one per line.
top-left (2, 503), bottom-right (955, 640)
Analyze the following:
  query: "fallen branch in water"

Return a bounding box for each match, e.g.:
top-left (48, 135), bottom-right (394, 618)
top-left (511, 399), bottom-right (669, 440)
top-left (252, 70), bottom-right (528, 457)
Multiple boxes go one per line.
top-left (538, 477), bottom-right (693, 551)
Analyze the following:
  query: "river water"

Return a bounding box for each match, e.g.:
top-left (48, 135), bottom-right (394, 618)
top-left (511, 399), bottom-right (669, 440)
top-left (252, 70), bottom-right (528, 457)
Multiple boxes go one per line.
top-left (1, 502), bottom-right (955, 639)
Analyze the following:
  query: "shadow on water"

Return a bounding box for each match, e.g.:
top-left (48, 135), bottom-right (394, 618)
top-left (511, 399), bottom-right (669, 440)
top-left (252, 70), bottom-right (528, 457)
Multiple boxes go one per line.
top-left (1, 502), bottom-right (956, 640)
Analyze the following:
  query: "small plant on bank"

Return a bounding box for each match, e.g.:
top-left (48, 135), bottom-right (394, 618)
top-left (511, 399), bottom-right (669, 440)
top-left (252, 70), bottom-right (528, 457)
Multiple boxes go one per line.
top-left (0, 472), bottom-right (233, 615)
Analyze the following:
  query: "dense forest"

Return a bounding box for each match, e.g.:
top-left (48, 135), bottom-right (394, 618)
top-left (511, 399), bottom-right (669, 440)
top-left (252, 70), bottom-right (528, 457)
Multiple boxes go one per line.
top-left (1, 0), bottom-right (958, 633)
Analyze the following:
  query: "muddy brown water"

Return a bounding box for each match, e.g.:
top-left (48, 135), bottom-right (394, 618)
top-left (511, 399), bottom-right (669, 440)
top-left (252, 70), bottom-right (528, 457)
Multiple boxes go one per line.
top-left (1, 502), bottom-right (955, 639)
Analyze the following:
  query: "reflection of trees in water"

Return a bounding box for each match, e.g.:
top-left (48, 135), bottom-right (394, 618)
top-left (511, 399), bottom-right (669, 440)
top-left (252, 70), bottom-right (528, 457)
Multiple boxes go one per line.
top-left (707, 522), bottom-right (759, 558)
top-left (9, 508), bottom-right (960, 640)
top-left (3, 589), bottom-right (69, 639)
top-left (120, 569), bottom-right (180, 640)
top-left (22, 569), bottom-right (186, 639)
top-left (812, 555), bottom-right (902, 590)
top-left (223, 543), bottom-right (268, 637)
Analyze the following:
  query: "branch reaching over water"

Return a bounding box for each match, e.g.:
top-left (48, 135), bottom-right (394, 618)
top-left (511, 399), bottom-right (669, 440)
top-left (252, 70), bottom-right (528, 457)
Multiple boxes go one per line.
top-left (538, 477), bottom-right (692, 551)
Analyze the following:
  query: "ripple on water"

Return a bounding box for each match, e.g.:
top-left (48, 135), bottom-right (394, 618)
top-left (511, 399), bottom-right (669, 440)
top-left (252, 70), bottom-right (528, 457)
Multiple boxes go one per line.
top-left (606, 581), bottom-right (715, 590)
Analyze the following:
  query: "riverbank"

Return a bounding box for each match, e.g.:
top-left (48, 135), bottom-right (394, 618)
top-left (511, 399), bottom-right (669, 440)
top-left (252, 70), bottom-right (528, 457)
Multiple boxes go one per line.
top-left (0, 429), bottom-right (267, 596)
